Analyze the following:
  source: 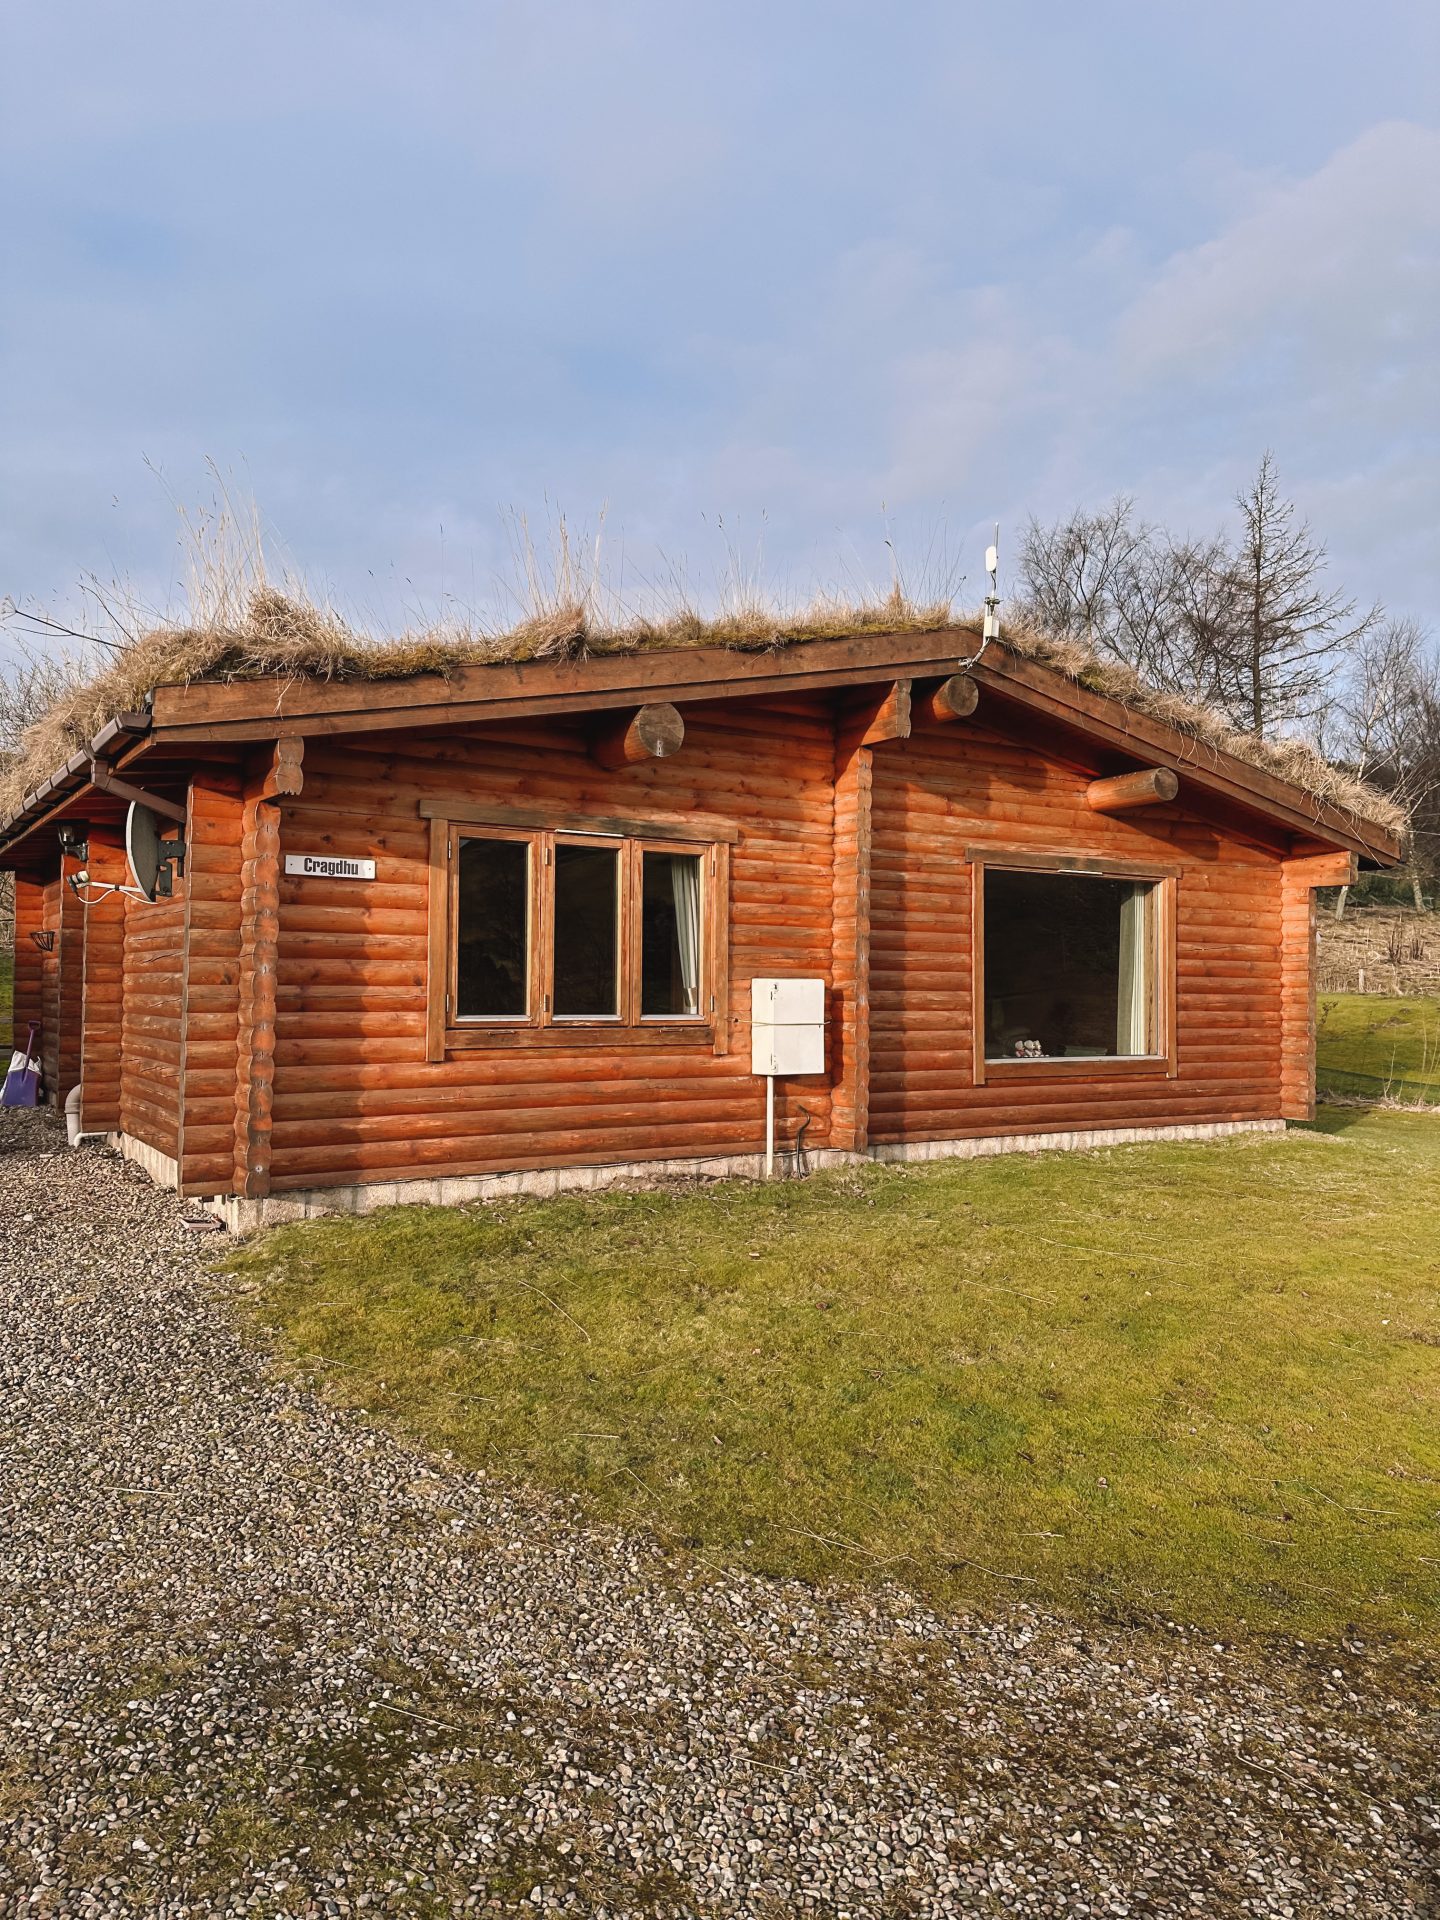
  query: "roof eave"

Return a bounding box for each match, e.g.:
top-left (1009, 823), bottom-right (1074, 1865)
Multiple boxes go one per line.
top-left (0, 712), bottom-right (153, 865)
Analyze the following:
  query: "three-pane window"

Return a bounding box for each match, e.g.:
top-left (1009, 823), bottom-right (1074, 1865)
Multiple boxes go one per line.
top-left (449, 829), bottom-right (708, 1029)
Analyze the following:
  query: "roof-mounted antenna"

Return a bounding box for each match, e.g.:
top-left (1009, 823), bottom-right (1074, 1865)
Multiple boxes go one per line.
top-left (982, 523), bottom-right (1001, 644)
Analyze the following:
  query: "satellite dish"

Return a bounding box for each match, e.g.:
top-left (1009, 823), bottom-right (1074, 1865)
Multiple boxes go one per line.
top-left (125, 802), bottom-right (164, 901)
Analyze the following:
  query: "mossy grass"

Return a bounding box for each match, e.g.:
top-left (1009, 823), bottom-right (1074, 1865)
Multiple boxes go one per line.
top-left (232, 1109), bottom-right (1440, 1648)
top-left (1317, 993), bottom-right (1440, 1100)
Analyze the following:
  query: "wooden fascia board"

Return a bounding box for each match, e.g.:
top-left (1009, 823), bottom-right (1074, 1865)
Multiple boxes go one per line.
top-left (967, 659), bottom-right (1401, 864)
top-left (145, 628), bottom-right (984, 733)
top-left (123, 627), bottom-right (1400, 863)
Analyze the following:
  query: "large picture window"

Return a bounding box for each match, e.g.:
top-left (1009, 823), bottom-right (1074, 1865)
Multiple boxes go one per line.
top-left (428, 815), bottom-right (725, 1054)
top-left (972, 852), bottom-right (1175, 1079)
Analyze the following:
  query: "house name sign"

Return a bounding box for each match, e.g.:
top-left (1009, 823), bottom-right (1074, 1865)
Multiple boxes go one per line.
top-left (284, 854), bottom-right (377, 880)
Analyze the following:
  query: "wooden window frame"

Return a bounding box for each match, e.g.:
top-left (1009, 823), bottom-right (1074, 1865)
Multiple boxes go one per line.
top-left (427, 817), bottom-right (729, 1058)
top-left (967, 845), bottom-right (1179, 1085)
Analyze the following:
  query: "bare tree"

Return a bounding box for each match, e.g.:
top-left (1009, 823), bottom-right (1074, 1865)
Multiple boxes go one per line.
top-left (1016, 500), bottom-right (1229, 699)
top-left (1210, 453), bottom-right (1378, 736)
top-left (1021, 457), bottom-right (1379, 742)
top-left (1333, 617), bottom-right (1440, 912)
top-left (0, 637), bottom-right (91, 940)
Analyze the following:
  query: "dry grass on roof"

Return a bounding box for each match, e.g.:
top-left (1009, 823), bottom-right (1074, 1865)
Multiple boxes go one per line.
top-left (0, 582), bottom-right (1406, 840)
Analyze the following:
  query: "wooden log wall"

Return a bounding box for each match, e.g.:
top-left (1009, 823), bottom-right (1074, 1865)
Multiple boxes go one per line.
top-left (1277, 852), bottom-right (1352, 1122)
top-left (119, 866), bottom-right (187, 1165)
top-left (79, 841), bottom-right (128, 1134)
top-left (1279, 867), bottom-right (1317, 1123)
top-left (866, 713), bottom-right (1286, 1141)
top-left (260, 697), bottom-right (836, 1195)
top-left (830, 741), bottom-right (873, 1151)
top-left (233, 759), bottom-right (282, 1199)
top-left (10, 873), bottom-right (45, 1054)
top-left (36, 860), bottom-right (85, 1109)
top-left (182, 771), bottom-right (246, 1192)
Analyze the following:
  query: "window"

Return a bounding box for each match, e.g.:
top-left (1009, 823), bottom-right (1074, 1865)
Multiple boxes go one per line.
top-left (640, 849), bottom-right (703, 1017)
top-left (553, 842), bottom-right (620, 1017)
top-left (431, 816), bottom-right (725, 1053)
top-left (455, 835), bottom-right (530, 1018)
top-left (972, 853), bottom-right (1175, 1078)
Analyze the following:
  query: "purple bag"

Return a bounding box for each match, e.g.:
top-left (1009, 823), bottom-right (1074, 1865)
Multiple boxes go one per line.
top-left (1, 1023), bottom-right (40, 1108)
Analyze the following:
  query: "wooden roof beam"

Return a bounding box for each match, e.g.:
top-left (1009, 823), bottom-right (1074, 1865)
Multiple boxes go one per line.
top-left (1085, 767), bottom-right (1180, 813)
top-left (839, 680), bottom-right (912, 753)
top-left (590, 702), bottom-right (685, 771)
top-left (921, 673), bottom-right (979, 724)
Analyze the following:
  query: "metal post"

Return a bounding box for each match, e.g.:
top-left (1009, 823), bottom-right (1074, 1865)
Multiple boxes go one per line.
top-left (765, 1074), bottom-right (775, 1179)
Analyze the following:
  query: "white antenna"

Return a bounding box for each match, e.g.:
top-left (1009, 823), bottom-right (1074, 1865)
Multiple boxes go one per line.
top-left (982, 523), bottom-right (1001, 643)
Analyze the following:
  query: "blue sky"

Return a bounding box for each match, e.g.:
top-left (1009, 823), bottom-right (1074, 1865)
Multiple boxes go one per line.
top-left (2, 1), bottom-right (1437, 651)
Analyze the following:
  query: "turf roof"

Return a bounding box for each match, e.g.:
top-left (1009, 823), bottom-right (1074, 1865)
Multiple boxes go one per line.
top-left (0, 585), bottom-right (1406, 840)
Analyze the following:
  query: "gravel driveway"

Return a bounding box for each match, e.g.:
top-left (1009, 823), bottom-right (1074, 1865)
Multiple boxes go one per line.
top-left (2, 1108), bottom-right (1436, 1917)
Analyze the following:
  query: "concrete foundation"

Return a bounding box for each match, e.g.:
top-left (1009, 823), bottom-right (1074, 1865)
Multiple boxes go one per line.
top-left (106, 1131), bottom-right (180, 1191)
top-left (191, 1117), bottom-right (1285, 1235)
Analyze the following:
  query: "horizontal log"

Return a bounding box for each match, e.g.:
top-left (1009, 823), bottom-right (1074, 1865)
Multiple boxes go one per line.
top-left (1284, 850), bottom-right (1357, 889)
top-left (590, 702), bottom-right (686, 771)
top-left (922, 674), bottom-right (980, 723)
top-left (1085, 767), bottom-right (1181, 812)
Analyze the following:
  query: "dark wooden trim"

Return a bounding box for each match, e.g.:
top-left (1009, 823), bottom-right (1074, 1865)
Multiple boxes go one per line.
top-left (88, 763), bottom-right (187, 825)
top-left (964, 844), bottom-right (1181, 880)
top-left (979, 1055), bottom-right (1177, 1081)
top-left (444, 1022), bottom-right (715, 1052)
top-left (968, 654), bottom-right (1398, 861)
top-left (149, 629), bottom-right (975, 730)
top-left (970, 852), bottom-right (1178, 1087)
top-left (418, 796), bottom-right (741, 844)
top-left (428, 814), bottom-right (723, 1055)
top-left (708, 840), bottom-right (731, 1057)
top-left (424, 818), bottom-right (449, 1063)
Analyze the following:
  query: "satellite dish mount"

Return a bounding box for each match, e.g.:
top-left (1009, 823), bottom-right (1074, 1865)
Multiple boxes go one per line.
top-left (125, 802), bottom-right (187, 902)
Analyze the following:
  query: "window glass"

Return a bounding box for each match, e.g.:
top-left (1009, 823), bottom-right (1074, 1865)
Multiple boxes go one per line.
top-left (641, 851), bottom-right (703, 1016)
top-left (553, 842), bottom-right (620, 1016)
top-left (983, 870), bottom-right (1154, 1060)
top-left (455, 837), bottom-right (529, 1018)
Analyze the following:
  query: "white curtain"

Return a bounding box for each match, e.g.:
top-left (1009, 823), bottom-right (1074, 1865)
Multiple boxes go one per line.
top-left (1116, 884), bottom-right (1150, 1054)
top-left (671, 855), bottom-right (701, 1014)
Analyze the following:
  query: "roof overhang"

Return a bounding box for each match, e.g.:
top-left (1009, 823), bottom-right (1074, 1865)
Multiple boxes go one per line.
top-left (0, 630), bottom-right (1403, 868)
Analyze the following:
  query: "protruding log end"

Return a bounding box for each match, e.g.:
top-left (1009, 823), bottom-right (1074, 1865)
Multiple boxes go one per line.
top-left (926, 674), bottom-right (979, 723)
top-left (263, 736), bottom-right (306, 798)
top-left (1085, 767), bottom-right (1179, 813)
top-left (591, 702), bottom-right (686, 770)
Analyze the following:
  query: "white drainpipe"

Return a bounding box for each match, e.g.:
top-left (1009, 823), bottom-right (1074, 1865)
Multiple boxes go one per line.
top-left (64, 1085), bottom-right (85, 1147)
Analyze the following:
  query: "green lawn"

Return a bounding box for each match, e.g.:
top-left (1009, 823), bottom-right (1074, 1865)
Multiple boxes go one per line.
top-left (234, 1108), bottom-right (1440, 1647)
top-left (1317, 993), bottom-right (1440, 1103)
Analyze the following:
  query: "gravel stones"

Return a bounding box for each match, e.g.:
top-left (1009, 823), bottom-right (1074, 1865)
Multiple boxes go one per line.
top-left (1, 1107), bottom-right (1436, 1916)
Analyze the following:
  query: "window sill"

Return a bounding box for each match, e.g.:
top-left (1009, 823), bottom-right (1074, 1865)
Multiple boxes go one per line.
top-left (980, 1054), bottom-right (1175, 1081)
top-left (446, 1024), bottom-right (716, 1052)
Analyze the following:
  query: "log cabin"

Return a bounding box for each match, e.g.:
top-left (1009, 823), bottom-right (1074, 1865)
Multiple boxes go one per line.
top-left (0, 616), bottom-right (1402, 1230)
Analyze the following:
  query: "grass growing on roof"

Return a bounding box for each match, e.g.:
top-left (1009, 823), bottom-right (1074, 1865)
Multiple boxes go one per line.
top-left (0, 489), bottom-right (1403, 837)
top-left (232, 1109), bottom-right (1440, 1646)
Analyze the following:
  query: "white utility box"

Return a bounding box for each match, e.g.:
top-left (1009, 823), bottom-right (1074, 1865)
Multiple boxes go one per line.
top-left (751, 977), bottom-right (826, 1076)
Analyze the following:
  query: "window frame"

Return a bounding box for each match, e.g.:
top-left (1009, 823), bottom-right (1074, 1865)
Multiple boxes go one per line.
top-left (427, 814), bottom-right (728, 1058)
top-left (967, 846), bottom-right (1178, 1085)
